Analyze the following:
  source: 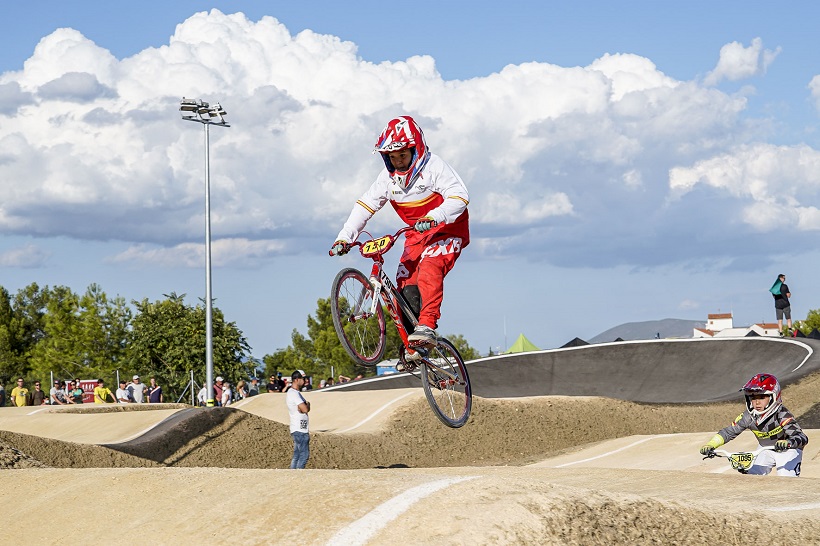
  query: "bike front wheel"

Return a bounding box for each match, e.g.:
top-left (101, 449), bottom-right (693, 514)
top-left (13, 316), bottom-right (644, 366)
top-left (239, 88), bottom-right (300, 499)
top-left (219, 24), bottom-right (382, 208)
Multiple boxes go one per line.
top-left (421, 337), bottom-right (472, 428)
top-left (330, 268), bottom-right (387, 367)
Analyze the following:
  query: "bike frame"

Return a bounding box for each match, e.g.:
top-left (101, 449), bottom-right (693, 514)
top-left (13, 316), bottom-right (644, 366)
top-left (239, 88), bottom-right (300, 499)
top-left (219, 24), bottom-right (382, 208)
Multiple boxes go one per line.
top-left (357, 227), bottom-right (417, 349)
top-left (331, 227), bottom-right (472, 427)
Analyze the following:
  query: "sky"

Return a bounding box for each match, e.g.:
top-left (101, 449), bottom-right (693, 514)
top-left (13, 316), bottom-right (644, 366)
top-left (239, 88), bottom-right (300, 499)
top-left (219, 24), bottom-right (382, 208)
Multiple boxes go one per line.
top-left (2, 1), bottom-right (820, 358)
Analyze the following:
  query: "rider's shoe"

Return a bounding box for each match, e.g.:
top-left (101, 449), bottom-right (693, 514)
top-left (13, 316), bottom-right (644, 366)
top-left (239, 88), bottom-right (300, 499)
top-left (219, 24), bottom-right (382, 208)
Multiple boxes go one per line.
top-left (396, 349), bottom-right (422, 372)
top-left (408, 325), bottom-right (437, 348)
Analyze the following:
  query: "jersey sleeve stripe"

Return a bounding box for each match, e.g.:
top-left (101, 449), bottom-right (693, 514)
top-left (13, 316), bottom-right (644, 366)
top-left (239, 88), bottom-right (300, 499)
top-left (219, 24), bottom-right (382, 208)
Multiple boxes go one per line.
top-left (356, 200), bottom-right (377, 214)
top-left (447, 195), bottom-right (469, 205)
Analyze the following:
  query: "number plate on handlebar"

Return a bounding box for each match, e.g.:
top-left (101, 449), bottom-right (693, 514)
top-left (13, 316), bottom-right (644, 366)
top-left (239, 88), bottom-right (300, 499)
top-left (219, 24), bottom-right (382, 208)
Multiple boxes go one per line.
top-left (362, 236), bottom-right (391, 257)
top-left (729, 452), bottom-right (755, 471)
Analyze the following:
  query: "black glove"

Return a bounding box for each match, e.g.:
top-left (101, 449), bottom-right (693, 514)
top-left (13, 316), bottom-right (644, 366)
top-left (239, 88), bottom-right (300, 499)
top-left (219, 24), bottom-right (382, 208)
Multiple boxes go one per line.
top-left (775, 440), bottom-right (791, 452)
top-left (330, 240), bottom-right (350, 256)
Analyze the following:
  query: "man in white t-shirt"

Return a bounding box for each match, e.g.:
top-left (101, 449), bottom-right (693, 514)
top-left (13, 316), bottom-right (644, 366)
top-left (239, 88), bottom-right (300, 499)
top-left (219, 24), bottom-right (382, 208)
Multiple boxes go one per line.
top-left (50, 380), bottom-right (66, 405)
top-left (116, 380), bottom-right (131, 403)
top-left (286, 370), bottom-right (310, 469)
top-left (128, 375), bottom-right (148, 403)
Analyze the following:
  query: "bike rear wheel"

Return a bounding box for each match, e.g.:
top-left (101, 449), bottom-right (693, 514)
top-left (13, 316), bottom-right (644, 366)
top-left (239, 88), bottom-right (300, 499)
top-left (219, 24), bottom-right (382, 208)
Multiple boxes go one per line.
top-left (330, 268), bottom-right (387, 367)
top-left (421, 337), bottom-right (472, 428)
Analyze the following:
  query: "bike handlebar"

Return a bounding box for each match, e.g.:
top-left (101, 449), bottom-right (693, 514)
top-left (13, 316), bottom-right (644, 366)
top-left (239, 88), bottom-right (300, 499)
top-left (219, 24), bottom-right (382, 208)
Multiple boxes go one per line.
top-left (328, 226), bottom-right (415, 257)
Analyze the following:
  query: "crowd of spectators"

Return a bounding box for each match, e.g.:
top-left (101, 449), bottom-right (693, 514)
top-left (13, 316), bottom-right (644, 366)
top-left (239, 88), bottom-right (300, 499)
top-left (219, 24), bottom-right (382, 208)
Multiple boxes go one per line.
top-left (1, 370), bottom-right (365, 407)
top-left (0, 375), bottom-right (166, 406)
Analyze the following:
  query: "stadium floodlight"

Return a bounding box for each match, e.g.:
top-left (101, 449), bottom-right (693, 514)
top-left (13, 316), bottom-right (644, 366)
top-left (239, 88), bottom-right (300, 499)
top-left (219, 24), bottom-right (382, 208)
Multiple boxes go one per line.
top-left (179, 97), bottom-right (231, 407)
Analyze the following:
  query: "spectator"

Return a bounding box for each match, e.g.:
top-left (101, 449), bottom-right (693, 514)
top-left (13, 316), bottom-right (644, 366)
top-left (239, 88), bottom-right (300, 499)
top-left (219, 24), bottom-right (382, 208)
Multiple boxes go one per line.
top-left (213, 376), bottom-right (224, 406)
top-left (319, 379), bottom-right (327, 389)
top-left (772, 273), bottom-right (792, 334)
top-left (235, 380), bottom-right (248, 401)
top-left (128, 375), bottom-right (147, 403)
top-left (196, 385), bottom-right (207, 407)
top-left (148, 377), bottom-right (163, 403)
top-left (248, 378), bottom-right (260, 397)
top-left (301, 376), bottom-right (313, 392)
top-left (286, 370), bottom-right (310, 469)
top-left (116, 380), bottom-right (131, 404)
top-left (338, 375), bottom-right (351, 384)
top-left (221, 381), bottom-right (233, 407)
top-left (68, 381), bottom-right (85, 404)
top-left (30, 381), bottom-right (47, 406)
top-left (326, 377), bottom-right (335, 387)
top-left (50, 380), bottom-right (66, 405)
top-left (55, 381), bottom-right (69, 405)
top-left (10, 378), bottom-right (30, 407)
top-left (0, 380), bottom-right (5, 407)
top-left (64, 381), bottom-right (74, 404)
top-left (93, 379), bottom-right (115, 404)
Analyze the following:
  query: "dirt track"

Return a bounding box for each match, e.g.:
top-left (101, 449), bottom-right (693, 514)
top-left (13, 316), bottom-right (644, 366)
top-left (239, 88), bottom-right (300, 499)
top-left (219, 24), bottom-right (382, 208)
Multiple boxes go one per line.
top-left (2, 365), bottom-right (820, 544)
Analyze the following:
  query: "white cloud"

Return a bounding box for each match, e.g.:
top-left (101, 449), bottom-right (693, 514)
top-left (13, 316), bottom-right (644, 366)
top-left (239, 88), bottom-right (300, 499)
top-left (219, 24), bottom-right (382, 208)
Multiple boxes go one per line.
top-left (0, 10), bottom-right (815, 271)
top-left (810, 74), bottom-right (820, 112)
top-left (704, 37), bottom-right (781, 86)
top-left (669, 143), bottom-right (820, 232)
top-left (678, 299), bottom-right (700, 311)
top-left (0, 244), bottom-right (50, 268)
top-left (109, 238), bottom-right (287, 267)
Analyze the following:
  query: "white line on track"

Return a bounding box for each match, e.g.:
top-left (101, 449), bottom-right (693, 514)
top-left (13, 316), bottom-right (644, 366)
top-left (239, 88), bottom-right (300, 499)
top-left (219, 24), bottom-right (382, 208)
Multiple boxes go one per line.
top-left (554, 434), bottom-right (674, 468)
top-left (334, 391), bottom-right (417, 433)
top-left (326, 476), bottom-right (478, 546)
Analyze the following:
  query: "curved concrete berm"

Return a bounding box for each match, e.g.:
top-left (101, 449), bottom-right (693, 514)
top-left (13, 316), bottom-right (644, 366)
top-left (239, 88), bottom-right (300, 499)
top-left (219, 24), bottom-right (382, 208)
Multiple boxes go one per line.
top-left (330, 337), bottom-right (820, 402)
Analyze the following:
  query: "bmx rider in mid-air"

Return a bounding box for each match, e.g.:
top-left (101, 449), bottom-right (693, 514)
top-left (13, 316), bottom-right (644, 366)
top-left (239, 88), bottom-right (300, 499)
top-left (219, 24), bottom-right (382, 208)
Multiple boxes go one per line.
top-left (330, 116), bottom-right (470, 366)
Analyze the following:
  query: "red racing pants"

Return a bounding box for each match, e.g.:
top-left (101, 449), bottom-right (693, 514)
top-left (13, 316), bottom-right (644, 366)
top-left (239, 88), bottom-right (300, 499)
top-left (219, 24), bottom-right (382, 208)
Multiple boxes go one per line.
top-left (396, 236), bottom-right (464, 330)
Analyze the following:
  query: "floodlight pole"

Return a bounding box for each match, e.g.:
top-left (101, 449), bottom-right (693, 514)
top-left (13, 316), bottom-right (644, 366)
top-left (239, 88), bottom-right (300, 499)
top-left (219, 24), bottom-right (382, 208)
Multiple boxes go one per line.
top-left (180, 98), bottom-right (230, 408)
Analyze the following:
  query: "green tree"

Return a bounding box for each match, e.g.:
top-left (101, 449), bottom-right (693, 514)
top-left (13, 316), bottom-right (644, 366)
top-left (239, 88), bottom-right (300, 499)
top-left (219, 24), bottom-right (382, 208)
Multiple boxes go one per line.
top-left (0, 287), bottom-right (21, 381)
top-left (0, 283), bottom-right (52, 380)
top-left (444, 334), bottom-right (480, 361)
top-left (127, 293), bottom-right (252, 401)
top-left (28, 284), bottom-right (131, 382)
top-left (797, 309), bottom-right (820, 335)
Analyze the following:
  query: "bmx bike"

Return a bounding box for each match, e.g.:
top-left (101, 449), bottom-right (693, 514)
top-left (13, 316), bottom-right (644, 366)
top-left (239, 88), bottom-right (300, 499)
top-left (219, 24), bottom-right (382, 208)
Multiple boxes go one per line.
top-left (702, 446), bottom-right (777, 474)
top-left (329, 227), bottom-right (472, 428)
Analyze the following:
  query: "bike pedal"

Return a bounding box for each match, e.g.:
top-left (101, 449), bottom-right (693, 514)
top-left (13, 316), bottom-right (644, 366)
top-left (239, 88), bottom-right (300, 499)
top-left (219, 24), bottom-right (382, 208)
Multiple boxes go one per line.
top-left (396, 361), bottom-right (418, 373)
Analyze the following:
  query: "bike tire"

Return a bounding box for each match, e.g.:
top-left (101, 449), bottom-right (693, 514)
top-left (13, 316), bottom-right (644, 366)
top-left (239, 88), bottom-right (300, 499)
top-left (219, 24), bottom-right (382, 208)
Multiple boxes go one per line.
top-left (421, 337), bottom-right (472, 428)
top-left (330, 268), bottom-right (387, 367)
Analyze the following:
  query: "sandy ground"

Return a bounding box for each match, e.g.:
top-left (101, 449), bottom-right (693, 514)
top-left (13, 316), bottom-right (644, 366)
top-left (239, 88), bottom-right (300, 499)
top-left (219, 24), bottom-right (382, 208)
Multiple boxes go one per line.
top-left (2, 372), bottom-right (820, 545)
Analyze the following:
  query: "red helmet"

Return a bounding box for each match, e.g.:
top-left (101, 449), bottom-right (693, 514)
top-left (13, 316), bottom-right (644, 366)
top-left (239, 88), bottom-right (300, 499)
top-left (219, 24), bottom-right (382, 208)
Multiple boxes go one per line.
top-left (741, 373), bottom-right (782, 425)
top-left (374, 116), bottom-right (430, 188)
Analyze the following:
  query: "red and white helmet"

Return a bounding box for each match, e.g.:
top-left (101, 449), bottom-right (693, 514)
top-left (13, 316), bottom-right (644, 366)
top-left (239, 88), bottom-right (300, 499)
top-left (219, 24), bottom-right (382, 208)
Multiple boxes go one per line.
top-left (741, 373), bottom-right (782, 425)
top-left (374, 116), bottom-right (431, 188)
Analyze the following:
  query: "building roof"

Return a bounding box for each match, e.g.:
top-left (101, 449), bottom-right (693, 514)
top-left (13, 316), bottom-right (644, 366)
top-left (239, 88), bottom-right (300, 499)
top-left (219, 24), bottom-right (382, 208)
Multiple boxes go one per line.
top-left (707, 313), bottom-right (733, 320)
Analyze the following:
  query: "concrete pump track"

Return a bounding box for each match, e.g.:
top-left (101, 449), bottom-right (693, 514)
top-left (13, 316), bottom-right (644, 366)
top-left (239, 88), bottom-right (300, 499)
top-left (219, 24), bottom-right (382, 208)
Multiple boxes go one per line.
top-left (3, 337), bottom-right (820, 545)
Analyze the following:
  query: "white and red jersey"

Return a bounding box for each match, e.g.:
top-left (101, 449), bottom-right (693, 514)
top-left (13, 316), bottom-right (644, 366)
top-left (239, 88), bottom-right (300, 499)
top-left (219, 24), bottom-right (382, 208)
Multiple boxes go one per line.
top-left (336, 153), bottom-right (469, 255)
